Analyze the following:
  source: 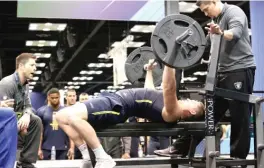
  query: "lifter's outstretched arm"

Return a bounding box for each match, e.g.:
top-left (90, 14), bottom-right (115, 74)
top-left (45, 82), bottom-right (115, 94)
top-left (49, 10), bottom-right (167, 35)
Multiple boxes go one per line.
top-left (162, 66), bottom-right (180, 121)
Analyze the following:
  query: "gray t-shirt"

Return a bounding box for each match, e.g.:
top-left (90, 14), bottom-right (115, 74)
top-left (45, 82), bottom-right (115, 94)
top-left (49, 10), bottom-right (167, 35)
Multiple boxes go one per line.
top-left (213, 3), bottom-right (255, 72)
top-left (0, 72), bottom-right (32, 116)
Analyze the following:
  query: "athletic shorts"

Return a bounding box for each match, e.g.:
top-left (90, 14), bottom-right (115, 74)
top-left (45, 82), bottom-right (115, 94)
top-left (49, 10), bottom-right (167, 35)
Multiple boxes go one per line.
top-left (83, 92), bottom-right (127, 128)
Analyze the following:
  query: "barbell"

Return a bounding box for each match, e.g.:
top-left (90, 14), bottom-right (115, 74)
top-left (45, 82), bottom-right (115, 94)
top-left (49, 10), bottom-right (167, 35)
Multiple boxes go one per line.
top-left (125, 14), bottom-right (207, 86)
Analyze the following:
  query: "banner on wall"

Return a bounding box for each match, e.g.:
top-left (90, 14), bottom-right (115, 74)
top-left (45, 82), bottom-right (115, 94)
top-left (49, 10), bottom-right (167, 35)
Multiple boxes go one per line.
top-left (17, 0), bottom-right (164, 22)
top-left (113, 47), bottom-right (127, 86)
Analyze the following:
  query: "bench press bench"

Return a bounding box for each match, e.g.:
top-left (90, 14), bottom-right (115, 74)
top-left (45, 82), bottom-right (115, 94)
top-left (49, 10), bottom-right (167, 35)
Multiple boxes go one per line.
top-left (91, 34), bottom-right (264, 168)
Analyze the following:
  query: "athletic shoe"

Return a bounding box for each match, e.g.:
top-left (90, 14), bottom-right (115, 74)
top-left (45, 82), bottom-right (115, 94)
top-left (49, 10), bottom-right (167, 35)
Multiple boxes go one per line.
top-left (80, 159), bottom-right (92, 168)
top-left (95, 156), bottom-right (116, 168)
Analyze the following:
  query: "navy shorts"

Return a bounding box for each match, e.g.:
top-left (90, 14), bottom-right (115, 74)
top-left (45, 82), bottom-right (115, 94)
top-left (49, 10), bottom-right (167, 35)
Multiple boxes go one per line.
top-left (83, 92), bottom-right (127, 128)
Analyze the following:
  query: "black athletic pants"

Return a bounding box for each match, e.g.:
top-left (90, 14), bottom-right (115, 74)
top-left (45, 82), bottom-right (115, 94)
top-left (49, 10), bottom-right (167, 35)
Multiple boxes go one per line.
top-left (173, 67), bottom-right (255, 159)
top-left (18, 114), bottom-right (42, 164)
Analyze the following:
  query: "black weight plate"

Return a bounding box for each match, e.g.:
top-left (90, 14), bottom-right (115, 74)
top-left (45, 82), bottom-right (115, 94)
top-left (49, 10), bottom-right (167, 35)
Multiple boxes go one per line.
top-left (151, 14), bottom-right (206, 69)
top-left (125, 47), bottom-right (163, 86)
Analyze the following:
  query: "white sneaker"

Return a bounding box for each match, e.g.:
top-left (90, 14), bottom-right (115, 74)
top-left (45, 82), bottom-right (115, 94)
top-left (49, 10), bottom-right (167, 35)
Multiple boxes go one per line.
top-left (80, 159), bottom-right (92, 168)
top-left (95, 156), bottom-right (116, 168)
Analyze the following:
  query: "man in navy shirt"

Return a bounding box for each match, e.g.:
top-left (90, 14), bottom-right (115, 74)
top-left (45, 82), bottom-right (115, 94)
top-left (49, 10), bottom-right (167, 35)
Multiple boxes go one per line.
top-left (36, 88), bottom-right (74, 160)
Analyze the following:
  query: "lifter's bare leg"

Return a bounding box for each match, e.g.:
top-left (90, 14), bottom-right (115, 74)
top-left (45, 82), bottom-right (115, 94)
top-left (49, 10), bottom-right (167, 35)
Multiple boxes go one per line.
top-left (56, 103), bottom-right (116, 168)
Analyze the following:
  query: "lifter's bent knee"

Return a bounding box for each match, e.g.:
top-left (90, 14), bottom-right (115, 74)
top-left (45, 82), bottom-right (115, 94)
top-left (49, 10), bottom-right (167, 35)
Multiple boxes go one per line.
top-left (56, 103), bottom-right (88, 125)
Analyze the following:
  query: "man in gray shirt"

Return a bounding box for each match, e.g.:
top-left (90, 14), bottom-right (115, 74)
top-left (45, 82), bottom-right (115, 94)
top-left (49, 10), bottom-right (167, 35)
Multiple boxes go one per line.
top-left (155, 0), bottom-right (255, 163)
top-left (0, 53), bottom-right (42, 168)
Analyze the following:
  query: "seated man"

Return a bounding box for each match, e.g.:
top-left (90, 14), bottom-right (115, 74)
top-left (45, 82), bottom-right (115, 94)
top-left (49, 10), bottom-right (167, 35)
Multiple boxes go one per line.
top-left (0, 100), bottom-right (18, 168)
top-left (55, 64), bottom-right (205, 168)
top-left (0, 53), bottom-right (42, 168)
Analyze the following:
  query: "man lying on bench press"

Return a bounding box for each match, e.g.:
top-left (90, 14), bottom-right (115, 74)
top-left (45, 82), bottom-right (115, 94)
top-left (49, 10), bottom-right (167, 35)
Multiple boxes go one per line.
top-left (55, 61), bottom-right (205, 168)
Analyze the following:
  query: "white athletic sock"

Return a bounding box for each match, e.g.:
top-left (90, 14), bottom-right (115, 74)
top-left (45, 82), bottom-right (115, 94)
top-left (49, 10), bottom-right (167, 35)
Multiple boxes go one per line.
top-left (78, 144), bottom-right (90, 160)
top-left (92, 145), bottom-right (109, 159)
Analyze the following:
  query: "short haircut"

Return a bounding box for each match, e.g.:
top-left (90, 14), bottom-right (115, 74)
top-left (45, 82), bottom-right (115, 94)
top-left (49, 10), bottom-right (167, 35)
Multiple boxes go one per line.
top-left (66, 89), bottom-right (76, 96)
top-left (80, 92), bottom-right (88, 96)
top-left (196, 0), bottom-right (213, 7)
top-left (16, 53), bottom-right (36, 69)
top-left (47, 88), bottom-right (60, 96)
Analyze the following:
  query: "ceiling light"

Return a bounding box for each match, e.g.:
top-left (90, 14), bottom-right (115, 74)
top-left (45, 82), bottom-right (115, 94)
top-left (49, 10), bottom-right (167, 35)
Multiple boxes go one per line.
top-left (98, 54), bottom-right (108, 59)
top-left (130, 25), bottom-right (155, 33)
top-left (72, 77), bottom-right (79, 81)
top-left (29, 23), bottom-right (67, 31)
top-left (43, 28), bottom-right (51, 31)
top-left (105, 63), bottom-right (113, 67)
top-left (34, 70), bottom-right (42, 74)
top-left (96, 63), bottom-right (103, 68)
top-left (183, 77), bottom-right (198, 82)
top-left (33, 53), bottom-right (51, 58)
top-left (29, 24), bottom-right (38, 30)
top-left (25, 40), bottom-right (58, 47)
top-left (88, 63), bottom-right (96, 68)
top-left (94, 92), bottom-right (100, 96)
top-left (37, 44), bottom-right (45, 47)
top-left (73, 82), bottom-right (79, 85)
top-left (87, 63), bottom-right (112, 68)
top-left (107, 89), bottom-right (116, 92)
top-left (26, 41), bottom-right (33, 46)
top-left (80, 77), bottom-right (87, 80)
top-left (130, 25), bottom-right (141, 32)
top-left (44, 54), bottom-right (51, 58)
top-left (95, 71), bottom-right (103, 75)
top-left (57, 24), bottom-right (67, 31)
top-left (29, 86), bottom-right (34, 89)
top-left (45, 23), bottom-right (52, 26)
top-left (29, 82), bottom-right (36, 85)
top-left (50, 41), bottom-right (58, 46)
top-left (193, 71), bottom-right (207, 76)
top-left (74, 86), bottom-right (80, 89)
top-left (118, 86), bottom-right (125, 89)
top-left (87, 77), bottom-right (93, 81)
top-left (36, 63), bottom-right (46, 67)
top-left (68, 82), bottom-right (73, 85)
top-left (122, 81), bottom-right (132, 85)
top-left (80, 71), bottom-right (87, 75)
top-left (33, 77), bottom-right (39, 81)
top-left (80, 82), bottom-right (86, 85)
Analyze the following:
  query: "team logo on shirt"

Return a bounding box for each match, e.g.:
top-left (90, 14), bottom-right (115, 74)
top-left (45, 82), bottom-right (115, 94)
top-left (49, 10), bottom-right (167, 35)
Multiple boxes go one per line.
top-left (50, 112), bottom-right (59, 130)
top-left (234, 82), bottom-right (242, 90)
